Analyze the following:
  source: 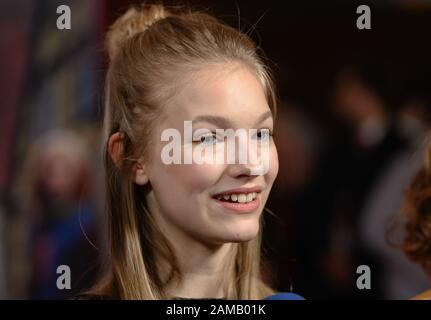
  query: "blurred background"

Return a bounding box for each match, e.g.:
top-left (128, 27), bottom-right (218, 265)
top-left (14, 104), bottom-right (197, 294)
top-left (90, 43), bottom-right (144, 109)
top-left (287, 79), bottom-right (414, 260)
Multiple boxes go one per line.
top-left (1, 0), bottom-right (430, 299)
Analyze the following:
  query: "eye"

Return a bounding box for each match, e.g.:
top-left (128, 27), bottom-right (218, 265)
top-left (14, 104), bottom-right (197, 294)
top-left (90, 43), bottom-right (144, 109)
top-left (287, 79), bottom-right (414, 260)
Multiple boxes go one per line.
top-left (253, 129), bottom-right (272, 141)
top-left (198, 133), bottom-right (218, 146)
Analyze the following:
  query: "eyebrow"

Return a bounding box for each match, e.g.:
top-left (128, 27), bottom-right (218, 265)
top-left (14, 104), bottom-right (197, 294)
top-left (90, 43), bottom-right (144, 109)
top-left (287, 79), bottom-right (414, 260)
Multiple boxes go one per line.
top-left (192, 110), bottom-right (273, 128)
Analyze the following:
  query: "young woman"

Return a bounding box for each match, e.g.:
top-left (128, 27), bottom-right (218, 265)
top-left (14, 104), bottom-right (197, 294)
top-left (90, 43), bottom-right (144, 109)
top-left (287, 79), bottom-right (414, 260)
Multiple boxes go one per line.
top-left (402, 143), bottom-right (431, 299)
top-left (89, 3), bottom-right (279, 299)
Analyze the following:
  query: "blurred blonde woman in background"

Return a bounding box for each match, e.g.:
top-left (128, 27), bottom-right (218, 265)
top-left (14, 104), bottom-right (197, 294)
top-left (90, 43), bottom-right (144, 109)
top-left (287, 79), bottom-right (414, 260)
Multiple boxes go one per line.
top-left (11, 129), bottom-right (100, 299)
top-left (88, 3), bottom-right (279, 299)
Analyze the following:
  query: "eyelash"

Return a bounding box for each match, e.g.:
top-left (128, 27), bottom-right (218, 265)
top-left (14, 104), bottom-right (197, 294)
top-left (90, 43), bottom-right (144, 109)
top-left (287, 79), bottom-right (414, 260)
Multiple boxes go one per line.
top-left (253, 128), bottom-right (273, 140)
top-left (197, 133), bottom-right (221, 146)
top-left (196, 129), bottom-right (273, 146)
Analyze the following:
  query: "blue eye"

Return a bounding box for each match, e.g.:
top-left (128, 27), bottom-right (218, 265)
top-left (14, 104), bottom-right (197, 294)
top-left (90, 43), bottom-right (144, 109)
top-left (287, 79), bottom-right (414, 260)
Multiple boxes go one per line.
top-left (254, 129), bottom-right (272, 141)
top-left (199, 134), bottom-right (217, 146)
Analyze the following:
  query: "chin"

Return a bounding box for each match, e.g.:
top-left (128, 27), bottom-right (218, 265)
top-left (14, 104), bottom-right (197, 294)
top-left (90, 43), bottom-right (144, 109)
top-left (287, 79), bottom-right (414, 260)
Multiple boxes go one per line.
top-left (223, 221), bottom-right (260, 243)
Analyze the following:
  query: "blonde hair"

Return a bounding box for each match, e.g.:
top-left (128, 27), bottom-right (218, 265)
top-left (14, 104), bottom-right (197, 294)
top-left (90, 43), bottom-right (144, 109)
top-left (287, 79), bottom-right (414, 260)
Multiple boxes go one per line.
top-left (95, 3), bottom-right (277, 299)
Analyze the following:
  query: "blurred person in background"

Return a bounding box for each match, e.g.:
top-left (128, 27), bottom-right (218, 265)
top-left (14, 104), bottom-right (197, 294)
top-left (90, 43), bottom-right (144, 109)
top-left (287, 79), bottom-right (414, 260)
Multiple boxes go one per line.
top-left (359, 89), bottom-right (431, 299)
top-left (9, 129), bottom-right (101, 299)
top-left (0, 0), bottom-right (105, 300)
top-left (400, 135), bottom-right (431, 300)
top-left (305, 63), bottom-right (406, 298)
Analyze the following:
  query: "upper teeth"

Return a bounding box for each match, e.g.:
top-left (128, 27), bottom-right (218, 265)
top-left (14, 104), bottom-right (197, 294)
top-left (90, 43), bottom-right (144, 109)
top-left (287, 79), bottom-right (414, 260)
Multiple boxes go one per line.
top-left (216, 192), bottom-right (257, 203)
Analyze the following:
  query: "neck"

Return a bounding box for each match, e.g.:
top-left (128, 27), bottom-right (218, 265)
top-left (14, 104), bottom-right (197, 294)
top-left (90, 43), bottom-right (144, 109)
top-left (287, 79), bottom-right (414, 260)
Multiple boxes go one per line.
top-left (147, 193), bottom-right (237, 299)
top-left (163, 237), bottom-right (236, 299)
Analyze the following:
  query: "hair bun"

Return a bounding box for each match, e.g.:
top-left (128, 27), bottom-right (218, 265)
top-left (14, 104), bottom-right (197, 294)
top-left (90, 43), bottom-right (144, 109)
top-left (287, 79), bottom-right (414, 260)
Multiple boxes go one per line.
top-left (106, 4), bottom-right (170, 60)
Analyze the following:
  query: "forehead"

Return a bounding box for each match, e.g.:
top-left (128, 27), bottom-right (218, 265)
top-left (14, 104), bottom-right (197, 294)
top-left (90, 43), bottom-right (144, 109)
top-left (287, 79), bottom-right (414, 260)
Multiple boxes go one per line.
top-left (164, 63), bottom-right (271, 126)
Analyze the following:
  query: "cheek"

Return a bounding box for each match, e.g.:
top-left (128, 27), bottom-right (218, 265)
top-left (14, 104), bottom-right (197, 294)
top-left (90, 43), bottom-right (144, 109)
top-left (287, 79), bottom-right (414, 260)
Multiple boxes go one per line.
top-left (155, 161), bottom-right (225, 198)
top-left (151, 133), bottom-right (225, 195)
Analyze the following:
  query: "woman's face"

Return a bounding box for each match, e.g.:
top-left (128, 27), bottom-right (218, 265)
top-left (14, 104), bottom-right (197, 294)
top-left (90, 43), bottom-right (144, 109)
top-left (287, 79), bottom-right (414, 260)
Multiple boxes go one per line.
top-left (143, 63), bottom-right (279, 246)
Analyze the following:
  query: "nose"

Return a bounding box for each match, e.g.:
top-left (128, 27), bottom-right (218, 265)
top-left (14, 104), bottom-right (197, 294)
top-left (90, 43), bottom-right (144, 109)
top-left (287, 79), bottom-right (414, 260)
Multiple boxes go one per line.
top-left (226, 162), bottom-right (253, 179)
top-left (226, 133), bottom-right (268, 178)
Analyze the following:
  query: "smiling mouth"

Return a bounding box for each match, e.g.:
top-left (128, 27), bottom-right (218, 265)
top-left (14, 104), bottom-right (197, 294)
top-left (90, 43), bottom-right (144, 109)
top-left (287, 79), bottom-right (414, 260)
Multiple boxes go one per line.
top-left (213, 192), bottom-right (258, 204)
top-left (212, 192), bottom-right (260, 213)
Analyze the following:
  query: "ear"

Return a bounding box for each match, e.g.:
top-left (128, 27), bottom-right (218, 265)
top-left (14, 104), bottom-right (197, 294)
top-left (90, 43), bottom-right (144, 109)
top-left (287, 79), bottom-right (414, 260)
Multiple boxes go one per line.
top-left (132, 158), bottom-right (149, 185)
top-left (108, 132), bottom-right (124, 168)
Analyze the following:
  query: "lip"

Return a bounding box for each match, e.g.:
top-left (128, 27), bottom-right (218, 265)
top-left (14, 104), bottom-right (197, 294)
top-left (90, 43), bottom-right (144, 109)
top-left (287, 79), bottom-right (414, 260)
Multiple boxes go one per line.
top-left (213, 195), bottom-right (260, 213)
top-left (211, 186), bottom-right (262, 213)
